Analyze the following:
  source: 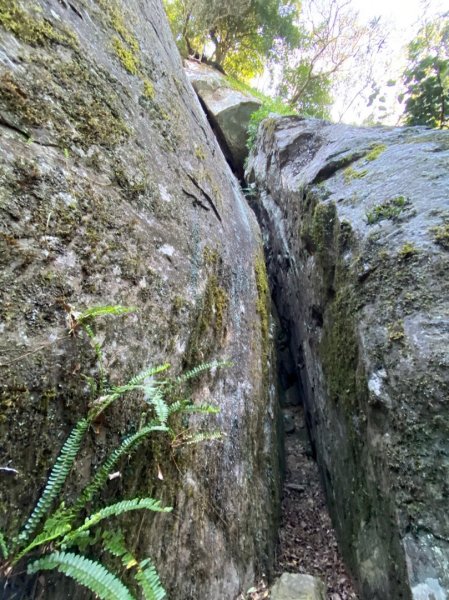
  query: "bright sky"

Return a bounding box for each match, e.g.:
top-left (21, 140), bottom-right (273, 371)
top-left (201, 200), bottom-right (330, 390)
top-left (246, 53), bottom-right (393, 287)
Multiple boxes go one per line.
top-left (333, 0), bottom-right (447, 124)
top-left (353, 0), bottom-right (446, 29)
top-left (254, 0), bottom-right (447, 124)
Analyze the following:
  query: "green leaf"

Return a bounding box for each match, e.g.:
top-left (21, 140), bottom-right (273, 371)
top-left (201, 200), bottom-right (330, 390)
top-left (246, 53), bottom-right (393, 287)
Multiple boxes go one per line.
top-left (143, 387), bottom-right (169, 424)
top-left (174, 359), bottom-right (229, 384)
top-left (16, 419), bottom-right (90, 546)
top-left (72, 423), bottom-right (168, 514)
top-left (13, 521), bottom-right (72, 564)
top-left (28, 551), bottom-right (136, 600)
top-left (77, 305), bottom-right (136, 324)
top-left (65, 498), bottom-right (172, 543)
top-left (135, 558), bottom-right (166, 600)
top-left (102, 529), bottom-right (129, 559)
top-left (125, 363), bottom-right (171, 388)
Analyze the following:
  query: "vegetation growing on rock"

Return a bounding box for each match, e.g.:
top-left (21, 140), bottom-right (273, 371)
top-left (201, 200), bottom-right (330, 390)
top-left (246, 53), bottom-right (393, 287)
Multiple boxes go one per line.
top-left (0, 0), bottom-right (78, 48)
top-left (366, 195), bottom-right (410, 225)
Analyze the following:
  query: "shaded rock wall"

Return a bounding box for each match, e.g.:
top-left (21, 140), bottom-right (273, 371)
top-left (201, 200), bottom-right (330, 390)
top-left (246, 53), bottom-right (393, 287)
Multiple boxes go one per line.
top-left (247, 116), bottom-right (449, 600)
top-left (0, 1), bottom-right (281, 598)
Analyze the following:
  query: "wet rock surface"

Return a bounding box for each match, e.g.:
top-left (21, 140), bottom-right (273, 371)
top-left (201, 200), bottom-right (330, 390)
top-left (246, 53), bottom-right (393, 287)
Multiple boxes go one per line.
top-left (0, 2), bottom-right (281, 598)
top-left (247, 116), bottom-right (449, 599)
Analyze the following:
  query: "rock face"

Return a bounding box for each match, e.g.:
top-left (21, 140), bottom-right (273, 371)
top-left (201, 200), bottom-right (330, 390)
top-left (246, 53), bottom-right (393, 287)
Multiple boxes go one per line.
top-left (184, 59), bottom-right (261, 177)
top-left (247, 116), bottom-right (449, 600)
top-left (271, 573), bottom-right (326, 600)
top-left (0, 1), bottom-right (280, 598)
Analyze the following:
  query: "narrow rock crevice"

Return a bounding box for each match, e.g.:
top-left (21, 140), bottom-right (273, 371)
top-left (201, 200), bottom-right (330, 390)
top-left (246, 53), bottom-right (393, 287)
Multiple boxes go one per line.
top-left (271, 278), bottom-right (359, 599)
top-left (246, 115), bottom-right (449, 600)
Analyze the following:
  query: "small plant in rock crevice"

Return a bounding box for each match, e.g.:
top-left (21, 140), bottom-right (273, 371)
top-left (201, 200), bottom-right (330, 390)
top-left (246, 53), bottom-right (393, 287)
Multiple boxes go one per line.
top-left (366, 195), bottom-right (410, 225)
top-left (0, 305), bottom-right (226, 600)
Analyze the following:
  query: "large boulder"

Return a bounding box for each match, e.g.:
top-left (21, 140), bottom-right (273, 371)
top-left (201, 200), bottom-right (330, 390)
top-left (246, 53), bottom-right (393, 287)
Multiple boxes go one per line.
top-left (247, 116), bottom-right (449, 599)
top-left (184, 59), bottom-right (261, 177)
top-left (0, 1), bottom-right (280, 598)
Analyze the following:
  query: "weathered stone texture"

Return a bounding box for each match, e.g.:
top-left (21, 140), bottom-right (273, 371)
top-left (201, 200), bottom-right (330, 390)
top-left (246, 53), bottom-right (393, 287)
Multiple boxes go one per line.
top-left (271, 572), bottom-right (326, 600)
top-left (0, 1), bottom-right (280, 598)
top-left (247, 116), bottom-right (449, 600)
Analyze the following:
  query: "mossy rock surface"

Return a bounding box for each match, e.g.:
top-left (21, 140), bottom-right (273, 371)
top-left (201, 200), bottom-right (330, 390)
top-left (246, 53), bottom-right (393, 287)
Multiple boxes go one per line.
top-left (0, 1), bottom-right (281, 598)
top-left (247, 116), bottom-right (449, 600)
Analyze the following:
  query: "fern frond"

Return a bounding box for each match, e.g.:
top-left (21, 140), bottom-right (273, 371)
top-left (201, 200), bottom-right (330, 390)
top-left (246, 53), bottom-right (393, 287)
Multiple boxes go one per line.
top-left (87, 391), bottom-right (121, 421)
top-left (167, 399), bottom-right (184, 415)
top-left (144, 387), bottom-right (169, 424)
top-left (77, 305), bottom-right (136, 324)
top-left (181, 403), bottom-right (220, 414)
top-left (174, 359), bottom-right (229, 384)
top-left (167, 399), bottom-right (220, 416)
top-left (64, 498), bottom-right (171, 543)
top-left (102, 530), bottom-right (136, 569)
top-left (16, 419), bottom-right (90, 546)
top-left (0, 531), bottom-right (8, 559)
top-left (13, 521), bottom-right (72, 564)
top-left (125, 364), bottom-right (171, 388)
top-left (72, 423), bottom-right (168, 514)
top-left (102, 529), bottom-right (129, 559)
top-left (135, 558), bottom-right (166, 600)
top-left (28, 551), bottom-right (136, 600)
top-left (102, 532), bottom-right (166, 600)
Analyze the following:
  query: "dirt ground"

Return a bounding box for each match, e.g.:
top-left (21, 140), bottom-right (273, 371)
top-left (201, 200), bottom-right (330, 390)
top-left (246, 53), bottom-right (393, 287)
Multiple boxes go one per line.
top-left (273, 404), bottom-right (359, 600)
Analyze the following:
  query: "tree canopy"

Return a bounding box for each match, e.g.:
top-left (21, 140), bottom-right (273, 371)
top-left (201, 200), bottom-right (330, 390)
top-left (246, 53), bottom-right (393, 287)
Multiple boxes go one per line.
top-left (165, 0), bottom-right (422, 125)
top-left (400, 12), bottom-right (449, 129)
top-left (164, 0), bottom-right (301, 80)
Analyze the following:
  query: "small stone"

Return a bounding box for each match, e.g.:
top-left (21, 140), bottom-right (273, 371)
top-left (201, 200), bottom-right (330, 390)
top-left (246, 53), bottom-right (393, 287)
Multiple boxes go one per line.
top-left (283, 414), bottom-right (296, 434)
top-left (286, 483), bottom-right (305, 493)
top-left (271, 573), bottom-right (326, 600)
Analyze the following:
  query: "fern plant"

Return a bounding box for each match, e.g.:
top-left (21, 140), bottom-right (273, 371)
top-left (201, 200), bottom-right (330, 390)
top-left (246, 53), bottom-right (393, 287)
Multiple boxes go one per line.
top-left (0, 305), bottom-right (226, 600)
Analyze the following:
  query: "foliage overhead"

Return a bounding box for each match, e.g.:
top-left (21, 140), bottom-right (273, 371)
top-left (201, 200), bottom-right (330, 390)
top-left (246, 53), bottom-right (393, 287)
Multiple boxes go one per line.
top-left (164, 0), bottom-right (301, 80)
top-left (165, 0), bottom-right (388, 121)
top-left (275, 0), bottom-right (387, 119)
top-left (400, 12), bottom-right (449, 129)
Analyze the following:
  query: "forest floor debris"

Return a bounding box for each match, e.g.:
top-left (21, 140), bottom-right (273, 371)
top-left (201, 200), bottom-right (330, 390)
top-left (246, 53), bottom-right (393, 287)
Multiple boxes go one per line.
top-left (274, 405), bottom-right (358, 600)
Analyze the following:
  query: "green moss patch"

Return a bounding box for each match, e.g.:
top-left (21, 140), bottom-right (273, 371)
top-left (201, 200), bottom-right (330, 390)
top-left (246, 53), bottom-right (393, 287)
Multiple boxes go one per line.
top-left (96, 0), bottom-right (139, 52)
top-left (388, 320), bottom-right (405, 343)
top-left (0, 56), bottom-right (129, 148)
top-left (184, 252), bottom-right (229, 367)
top-left (254, 251), bottom-right (269, 362)
top-left (343, 167), bottom-right (368, 184)
top-left (143, 79), bottom-right (155, 100)
top-left (0, 0), bottom-right (78, 48)
top-left (312, 201), bottom-right (337, 254)
top-left (365, 144), bottom-right (386, 162)
top-left (366, 196), bottom-right (409, 225)
top-left (397, 242), bottom-right (418, 261)
top-left (112, 36), bottom-right (139, 75)
top-left (320, 288), bottom-right (360, 407)
top-left (431, 223), bottom-right (449, 250)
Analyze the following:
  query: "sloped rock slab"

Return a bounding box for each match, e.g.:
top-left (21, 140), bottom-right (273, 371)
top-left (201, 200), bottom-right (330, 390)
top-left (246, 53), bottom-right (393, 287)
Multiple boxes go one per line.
top-left (0, 2), bottom-right (280, 599)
